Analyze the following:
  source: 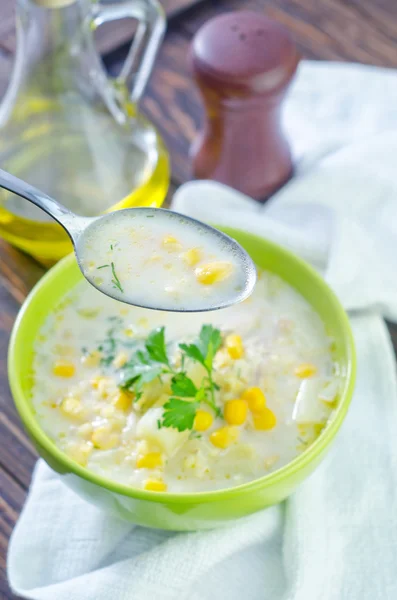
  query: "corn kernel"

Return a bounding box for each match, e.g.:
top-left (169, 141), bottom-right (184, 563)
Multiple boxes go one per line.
top-left (81, 351), bottom-right (101, 368)
top-left (144, 479), bottom-right (167, 492)
top-left (66, 441), bottom-right (93, 466)
top-left (242, 387), bottom-right (266, 413)
top-left (136, 452), bottom-right (163, 469)
top-left (60, 397), bottom-right (84, 419)
top-left (113, 390), bottom-right (133, 411)
top-left (253, 407), bottom-right (277, 431)
top-left (77, 308), bottom-right (99, 319)
top-left (112, 351), bottom-right (129, 369)
top-left (53, 360), bottom-right (75, 378)
top-left (182, 247), bottom-right (202, 267)
top-left (162, 235), bottom-right (182, 251)
top-left (195, 261), bottom-right (233, 285)
top-left (225, 334), bottom-right (244, 359)
top-left (147, 253), bottom-right (161, 263)
top-left (210, 426), bottom-right (239, 449)
top-left (91, 427), bottom-right (120, 450)
top-left (224, 399), bottom-right (248, 425)
top-left (193, 410), bottom-right (213, 431)
top-left (294, 363), bottom-right (317, 378)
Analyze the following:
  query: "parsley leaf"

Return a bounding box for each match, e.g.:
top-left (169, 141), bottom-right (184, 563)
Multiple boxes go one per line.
top-left (161, 398), bottom-right (198, 432)
top-left (179, 342), bottom-right (204, 366)
top-left (134, 349), bottom-right (150, 365)
top-left (116, 324), bottom-right (223, 427)
top-left (119, 363), bottom-right (158, 386)
top-left (171, 373), bottom-right (197, 397)
top-left (179, 325), bottom-right (222, 373)
top-left (117, 327), bottom-right (172, 402)
top-left (134, 368), bottom-right (164, 399)
top-left (178, 325), bottom-right (222, 417)
top-left (145, 327), bottom-right (170, 366)
top-left (199, 325), bottom-right (222, 371)
top-left (119, 363), bottom-right (163, 399)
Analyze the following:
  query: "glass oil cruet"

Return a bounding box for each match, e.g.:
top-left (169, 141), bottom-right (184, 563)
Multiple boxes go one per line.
top-left (0, 0), bottom-right (169, 263)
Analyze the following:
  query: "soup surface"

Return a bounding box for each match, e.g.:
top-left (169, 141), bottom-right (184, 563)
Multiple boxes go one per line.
top-left (32, 270), bottom-right (339, 493)
top-left (78, 209), bottom-right (253, 311)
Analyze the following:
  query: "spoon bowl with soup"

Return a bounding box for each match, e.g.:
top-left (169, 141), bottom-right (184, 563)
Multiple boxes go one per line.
top-left (0, 169), bottom-right (256, 311)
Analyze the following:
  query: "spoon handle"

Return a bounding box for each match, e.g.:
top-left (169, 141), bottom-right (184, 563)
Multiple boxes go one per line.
top-left (0, 168), bottom-right (90, 241)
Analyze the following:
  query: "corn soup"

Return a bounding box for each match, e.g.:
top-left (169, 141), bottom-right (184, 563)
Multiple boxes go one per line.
top-left (31, 270), bottom-right (339, 493)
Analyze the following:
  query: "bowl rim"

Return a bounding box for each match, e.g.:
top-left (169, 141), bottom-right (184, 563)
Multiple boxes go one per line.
top-left (8, 228), bottom-right (356, 504)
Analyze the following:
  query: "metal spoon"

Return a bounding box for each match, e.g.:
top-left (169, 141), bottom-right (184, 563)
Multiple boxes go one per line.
top-left (0, 168), bottom-right (257, 312)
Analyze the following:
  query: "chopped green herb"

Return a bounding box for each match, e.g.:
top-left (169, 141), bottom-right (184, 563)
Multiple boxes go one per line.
top-left (101, 355), bottom-right (115, 367)
top-left (95, 324), bottom-right (123, 366)
top-left (110, 244), bottom-right (113, 250)
top-left (111, 262), bottom-right (123, 293)
top-left (77, 308), bottom-right (100, 319)
top-left (297, 437), bottom-right (308, 446)
top-left (108, 316), bottom-right (123, 324)
top-left (96, 262), bottom-right (124, 293)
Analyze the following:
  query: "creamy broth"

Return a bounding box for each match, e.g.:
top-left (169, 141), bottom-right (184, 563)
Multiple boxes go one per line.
top-left (32, 270), bottom-right (339, 493)
top-left (78, 209), bottom-right (252, 311)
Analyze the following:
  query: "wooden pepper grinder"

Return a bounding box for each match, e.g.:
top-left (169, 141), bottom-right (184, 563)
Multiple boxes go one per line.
top-left (190, 11), bottom-right (300, 201)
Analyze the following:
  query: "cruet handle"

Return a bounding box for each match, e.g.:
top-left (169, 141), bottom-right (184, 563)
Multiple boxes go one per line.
top-left (90, 0), bottom-right (166, 104)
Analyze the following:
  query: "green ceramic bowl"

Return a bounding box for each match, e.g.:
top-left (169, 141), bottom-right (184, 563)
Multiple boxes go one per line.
top-left (8, 228), bottom-right (356, 530)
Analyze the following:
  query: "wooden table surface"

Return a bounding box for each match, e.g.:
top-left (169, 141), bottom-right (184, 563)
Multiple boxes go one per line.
top-left (1, 0), bottom-right (397, 597)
